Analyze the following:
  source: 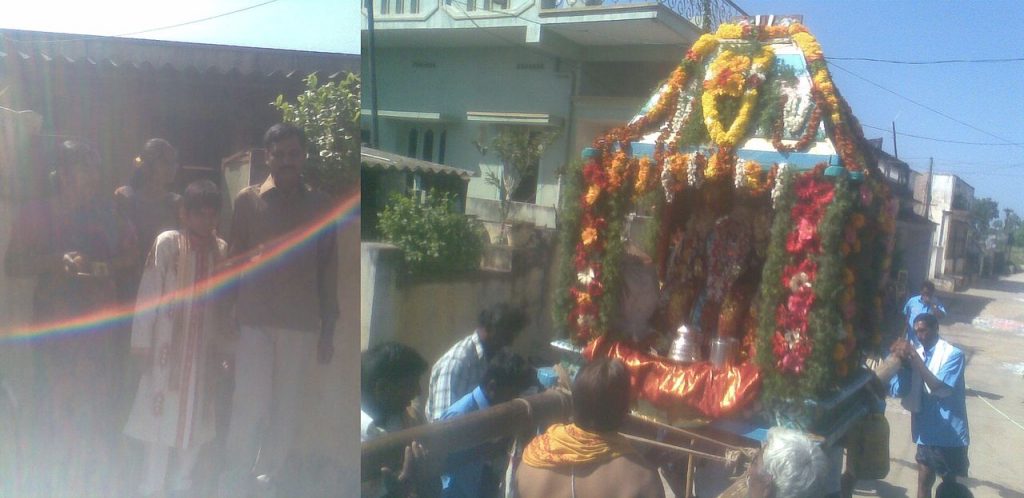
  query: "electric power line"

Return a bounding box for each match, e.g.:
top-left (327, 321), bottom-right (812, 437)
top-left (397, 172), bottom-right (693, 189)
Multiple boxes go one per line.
top-left (1, 0), bottom-right (278, 44)
top-left (861, 123), bottom-right (1024, 147)
top-left (902, 156), bottom-right (1024, 167)
top-left (828, 61), bottom-right (1024, 151)
top-left (117, 0), bottom-right (279, 37)
top-left (830, 56), bottom-right (1024, 65)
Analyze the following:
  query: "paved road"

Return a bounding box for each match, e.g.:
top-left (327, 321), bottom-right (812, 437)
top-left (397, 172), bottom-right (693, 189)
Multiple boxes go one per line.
top-left (854, 273), bottom-right (1024, 498)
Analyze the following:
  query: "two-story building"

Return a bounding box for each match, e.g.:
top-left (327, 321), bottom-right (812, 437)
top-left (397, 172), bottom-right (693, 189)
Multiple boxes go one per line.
top-left (361, 0), bottom-right (746, 232)
top-left (868, 138), bottom-right (935, 296)
top-left (915, 172), bottom-right (976, 290)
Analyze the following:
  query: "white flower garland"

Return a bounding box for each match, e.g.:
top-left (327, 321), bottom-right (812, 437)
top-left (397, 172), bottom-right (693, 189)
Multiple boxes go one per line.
top-left (687, 154), bottom-right (704, 188)
top-left (734, 158), bottom-right (748, 190)
top-left (771, 162), bottom-right (790, 208)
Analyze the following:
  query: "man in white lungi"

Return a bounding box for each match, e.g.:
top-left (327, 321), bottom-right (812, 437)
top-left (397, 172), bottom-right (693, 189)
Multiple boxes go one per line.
top-left (218, 123), bottom-right (338, 497)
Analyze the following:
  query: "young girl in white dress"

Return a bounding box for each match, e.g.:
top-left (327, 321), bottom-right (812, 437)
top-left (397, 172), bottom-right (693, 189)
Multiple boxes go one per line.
top-left (124, 179), bottom-right (228, 497)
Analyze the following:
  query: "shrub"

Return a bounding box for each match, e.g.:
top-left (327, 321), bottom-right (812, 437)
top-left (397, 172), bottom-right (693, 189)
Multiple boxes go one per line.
top-left (379, 191), bottom-right (487, 276)
top-left (273, 73), bottom-right (360, 196)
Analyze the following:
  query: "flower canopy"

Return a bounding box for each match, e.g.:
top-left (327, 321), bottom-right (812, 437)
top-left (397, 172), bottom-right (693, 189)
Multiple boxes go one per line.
top-left (556, 17), bottom-right (897, 417)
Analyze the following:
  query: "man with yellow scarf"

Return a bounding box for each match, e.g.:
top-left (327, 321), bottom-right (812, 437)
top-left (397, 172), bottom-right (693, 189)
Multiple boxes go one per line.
top-left (515, 358), bottom-right (664, 498)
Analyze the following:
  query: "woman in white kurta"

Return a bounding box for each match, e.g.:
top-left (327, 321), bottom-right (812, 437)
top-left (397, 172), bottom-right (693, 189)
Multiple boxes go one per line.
top-left (124, 180), bottom-right (227, 496)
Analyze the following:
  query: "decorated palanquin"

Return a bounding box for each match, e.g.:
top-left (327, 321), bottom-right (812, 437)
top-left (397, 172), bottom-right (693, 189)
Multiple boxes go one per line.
top-left (554, 16), bottom-right (897, 428)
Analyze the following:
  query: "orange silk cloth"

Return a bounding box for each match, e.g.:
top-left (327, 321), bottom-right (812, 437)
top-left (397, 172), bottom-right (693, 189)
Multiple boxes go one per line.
top-left (583, 336), bottom-right (761, 419)
top-left (522, 423), bottom-right (636, 469)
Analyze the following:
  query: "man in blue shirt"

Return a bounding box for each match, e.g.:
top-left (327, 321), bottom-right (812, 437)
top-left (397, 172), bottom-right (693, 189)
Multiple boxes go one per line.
top-left (903, 282), bottom-right (947, 345)
top-left (439, 351), bottom-right (537, 498)
top-left (890, 313), bottom-right (969, 498)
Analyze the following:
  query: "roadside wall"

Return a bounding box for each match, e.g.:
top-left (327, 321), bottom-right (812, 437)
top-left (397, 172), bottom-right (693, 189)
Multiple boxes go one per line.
top-left (361, 231), bottom-right (560, 368)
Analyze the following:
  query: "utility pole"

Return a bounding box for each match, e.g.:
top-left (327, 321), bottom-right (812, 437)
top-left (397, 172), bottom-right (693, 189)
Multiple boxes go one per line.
top-left (924, 157), bottom-right (933, 221)
top-left (702, 0), bottom-right (712, 33)
top-left (367, 0), bottom-right (381, 148)
top-left (891, 121), bottom-right (899, 159)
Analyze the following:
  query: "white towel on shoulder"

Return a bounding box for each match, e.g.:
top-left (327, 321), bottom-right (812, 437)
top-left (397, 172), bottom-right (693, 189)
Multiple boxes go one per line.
top-left (901, 339), bottom-right (954, 413)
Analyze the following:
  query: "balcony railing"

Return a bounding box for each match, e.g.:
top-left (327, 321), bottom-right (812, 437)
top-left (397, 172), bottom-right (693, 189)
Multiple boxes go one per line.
top-left (367, 0), bottom-right (512, 17)
top-left (540, 0), bottom-right (747, 32)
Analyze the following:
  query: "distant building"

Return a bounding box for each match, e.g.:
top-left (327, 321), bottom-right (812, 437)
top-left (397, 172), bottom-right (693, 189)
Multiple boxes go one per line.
top-left (360, 0), bottom-right (746, 230)
top-left (915, 172), bottom-right (975, 290)
top-left (868, 138), bottom-right (934, 295)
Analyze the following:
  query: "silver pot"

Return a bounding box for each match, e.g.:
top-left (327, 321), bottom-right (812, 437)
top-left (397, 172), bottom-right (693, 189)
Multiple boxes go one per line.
top-left (709, 336), bottom-right (738, 370)
top-left (668, 324), bottom-right (703, 363)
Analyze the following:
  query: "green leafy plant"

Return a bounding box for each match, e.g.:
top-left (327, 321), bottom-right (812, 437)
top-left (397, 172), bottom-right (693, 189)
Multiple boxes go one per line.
top-left (802, 175), bottom-right (852, 400)
top-left (553, 160), bottom-right (585, 337)
top-left (756, 166), bottom-right (797, 412)
top-left (273, 73), bottom-right (361, 196)
top-left (969, 197), bottom-right (999, 237)
top-left (378, 191), bottom-right (488, 277)
top-left (484, 126), bottom-right (560, 241)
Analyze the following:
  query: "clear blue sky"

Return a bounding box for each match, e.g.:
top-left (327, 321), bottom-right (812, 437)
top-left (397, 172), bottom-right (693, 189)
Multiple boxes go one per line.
top-left (0, 0), bottom-right (360, 54)
top-left (741, 0), bottom-right (1024, 218)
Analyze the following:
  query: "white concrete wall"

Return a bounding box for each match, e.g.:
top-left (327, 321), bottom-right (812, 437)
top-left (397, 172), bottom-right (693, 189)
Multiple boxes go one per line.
top-left (293, 219), bottom-right (362, 494)
top-left (0, 197), bottom-right (38, 400)
top-left (928, 174), bottom-right (955, 221)
top-left (360, 238), bottom-right (560, 367)
top-left (896, 219), bottom-right (934, 292)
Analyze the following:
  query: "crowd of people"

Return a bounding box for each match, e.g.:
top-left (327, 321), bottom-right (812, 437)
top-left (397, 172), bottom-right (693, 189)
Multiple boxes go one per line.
top-left (4, 123), bottom-right (339, 497)
top-left (361, 283), bottom-right (974, 498)
top-left (2, 122), bottom-right (975, 498)
top-left (360, 303), bottom-right (832, 498)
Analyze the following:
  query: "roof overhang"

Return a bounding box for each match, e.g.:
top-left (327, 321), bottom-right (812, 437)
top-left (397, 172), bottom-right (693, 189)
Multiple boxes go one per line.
top-left (1, 28), bottom-right (359, 79)
top-left (362, 146), bottom-right (474, 179)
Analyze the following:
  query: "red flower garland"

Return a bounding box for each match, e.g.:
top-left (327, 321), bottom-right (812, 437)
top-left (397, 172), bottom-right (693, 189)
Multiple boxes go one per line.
top-left (771, 170), bottom-right (835, 374)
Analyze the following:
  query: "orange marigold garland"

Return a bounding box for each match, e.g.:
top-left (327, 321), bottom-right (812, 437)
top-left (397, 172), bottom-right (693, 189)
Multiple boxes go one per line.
top-left (788, 22), bottom-right (873, 174)
top-left (565, 25), bottom-right (724, 342)
top-left (702, 45), bottom-right (774, 149)
top-left (565, 20), bottom-right (886, 355)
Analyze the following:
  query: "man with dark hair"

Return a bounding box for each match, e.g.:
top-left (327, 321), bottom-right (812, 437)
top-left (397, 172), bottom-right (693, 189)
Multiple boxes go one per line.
top-left (361, 341), bottom-right (429, 441)
top-left (426, 303), bottom-right (527, 421)
top-left (891, 313), bottom-right (970, 498)
top-left (904, 281), bottom-right (946, 345)
top-left (515, 358), bottom-right (664, 498)
top-left (218, 122), bottom-right (339, 496)
top-left (439, 351), bottom-right (537, 498)
top-left (360, 342), bottom-right (439, 498)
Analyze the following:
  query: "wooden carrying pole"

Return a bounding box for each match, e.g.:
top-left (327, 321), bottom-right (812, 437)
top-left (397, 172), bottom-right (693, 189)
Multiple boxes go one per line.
top-left (362, 357), bottom-right (904, 485)
top-left (361, 389), bottom-right (572, 481)
top-left (873, 354), bottom-right (902, 385)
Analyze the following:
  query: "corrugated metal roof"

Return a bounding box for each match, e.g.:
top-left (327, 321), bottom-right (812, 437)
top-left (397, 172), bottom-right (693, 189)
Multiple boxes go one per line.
top-left (0, 28), bottom-right (358, 79)
top-left (361, 147), bottom-right (474, 180)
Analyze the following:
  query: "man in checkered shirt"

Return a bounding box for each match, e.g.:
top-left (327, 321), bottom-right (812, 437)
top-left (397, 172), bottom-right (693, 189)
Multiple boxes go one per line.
top-left (426, 303), bottom-right (527, 421)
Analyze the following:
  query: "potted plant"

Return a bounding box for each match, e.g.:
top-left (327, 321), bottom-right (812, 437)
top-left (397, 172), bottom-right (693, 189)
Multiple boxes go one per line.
top-left (484, 126), bottom-right (559, 244)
